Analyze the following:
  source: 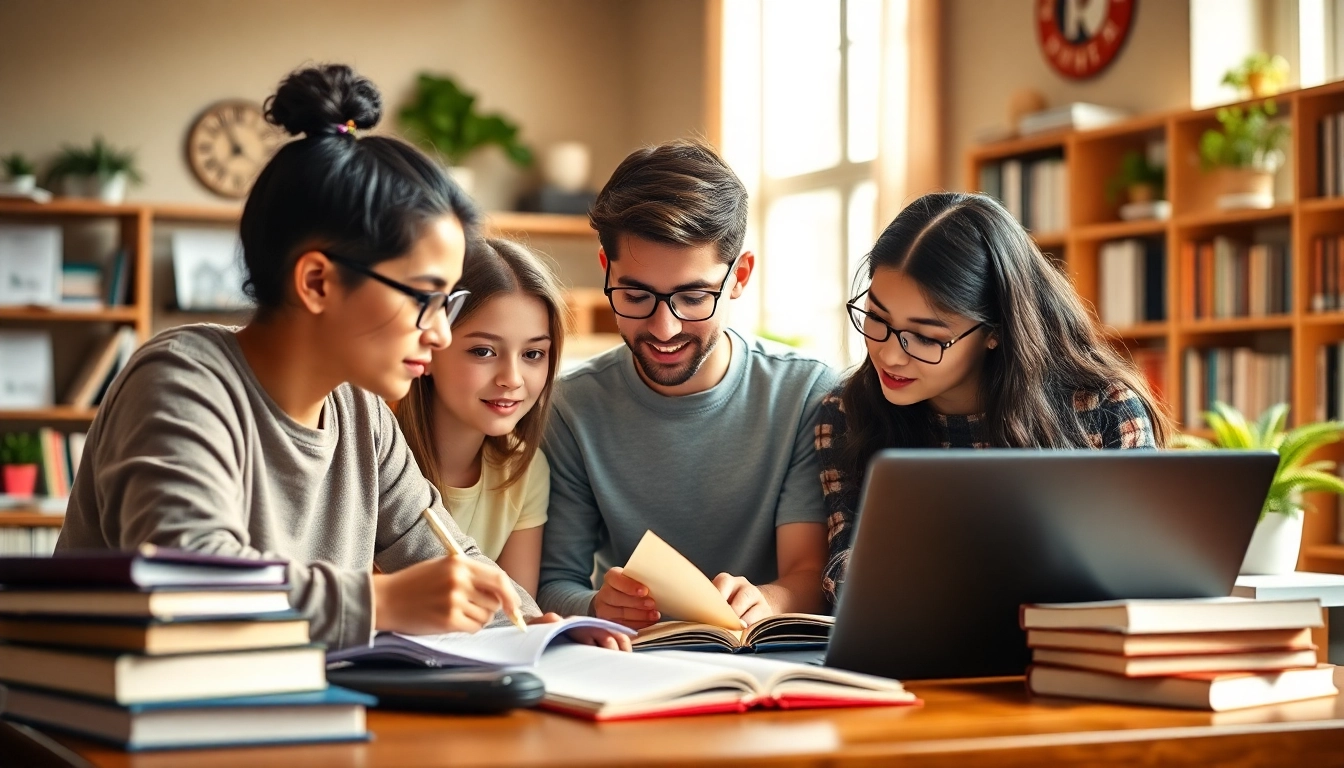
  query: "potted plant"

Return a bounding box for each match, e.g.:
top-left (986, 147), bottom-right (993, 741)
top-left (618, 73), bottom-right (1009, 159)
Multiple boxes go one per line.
top-left (0, 432), bottom-right (41, 499)
top-left (1198, 100), bottom-right (1289, 210)
top-left (47, 136), bottom-right (144, 203)
top-left (1106, 149), bottom-right (1169, 221)
top-left (398, 73), bottom-right (533, 196)
top-left (1222, 53), bottom-right (1291, 99)
top-left (1174, 402), bottom-right (1344, 574)
top-left (1, 153), bottom-right (37, 194)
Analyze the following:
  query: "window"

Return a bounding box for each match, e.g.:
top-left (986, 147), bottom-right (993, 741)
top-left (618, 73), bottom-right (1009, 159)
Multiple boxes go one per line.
top-left (720, 0), bottom-right (891, 367)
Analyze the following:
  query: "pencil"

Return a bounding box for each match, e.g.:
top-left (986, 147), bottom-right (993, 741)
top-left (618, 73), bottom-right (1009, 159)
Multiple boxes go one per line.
top-left (420, 507), bottom-right (528, 632)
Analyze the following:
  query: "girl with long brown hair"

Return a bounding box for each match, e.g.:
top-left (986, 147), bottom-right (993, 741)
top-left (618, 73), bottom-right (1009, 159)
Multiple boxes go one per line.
top-left (819, 192), bottom-right (1172, 604)
top-left (397, 238), bottom-right (567, 597)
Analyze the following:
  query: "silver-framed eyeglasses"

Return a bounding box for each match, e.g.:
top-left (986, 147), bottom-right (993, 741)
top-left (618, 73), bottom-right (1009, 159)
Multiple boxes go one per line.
top-left (846, 290), bottom-right (985, 365)
top-left (603, 256), bottom-right (739, 322)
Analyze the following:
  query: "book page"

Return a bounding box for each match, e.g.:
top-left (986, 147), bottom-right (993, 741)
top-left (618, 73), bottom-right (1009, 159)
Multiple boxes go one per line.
top-left (634, 621), bottom-right (743, 647)
top-left (649, 650), bottom-right (913, 701)
top-left (327, 617), bottom-right (631, 668)
top-left (622, 531), bottom-right (741, 629)
top-left (537, 643), bottom-right (757, 709)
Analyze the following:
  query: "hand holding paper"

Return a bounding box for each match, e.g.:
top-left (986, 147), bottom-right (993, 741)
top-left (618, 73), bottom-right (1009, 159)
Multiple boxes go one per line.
top-left (622, 531), bottom-right (744, 630)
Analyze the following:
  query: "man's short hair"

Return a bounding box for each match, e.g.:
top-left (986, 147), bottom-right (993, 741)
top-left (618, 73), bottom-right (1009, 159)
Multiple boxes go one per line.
top-left (589, 138), bottom-right (748, 265)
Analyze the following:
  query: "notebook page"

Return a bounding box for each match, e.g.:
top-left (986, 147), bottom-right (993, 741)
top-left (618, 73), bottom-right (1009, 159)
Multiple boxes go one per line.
top-left (623, 531), bottom-right (741, 629)
top-left (650, 651), bottom-right (913, 699)
top-left (327, 617), bottom-right (630, 667)
top-left (537, 643), bottom-right (758, 708)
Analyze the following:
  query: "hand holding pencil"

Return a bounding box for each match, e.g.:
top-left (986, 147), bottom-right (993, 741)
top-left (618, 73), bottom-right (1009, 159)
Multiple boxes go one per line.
top-left (420, 507), bottom-right (528, 632)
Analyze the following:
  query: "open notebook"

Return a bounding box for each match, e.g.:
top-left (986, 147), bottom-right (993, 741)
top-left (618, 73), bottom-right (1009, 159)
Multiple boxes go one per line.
top-left (623, 531), bottom-right (834, 652)
top-left (326, 617), bottom-right (631, 668)
top-left (537, 646), bottom-right (919, 721)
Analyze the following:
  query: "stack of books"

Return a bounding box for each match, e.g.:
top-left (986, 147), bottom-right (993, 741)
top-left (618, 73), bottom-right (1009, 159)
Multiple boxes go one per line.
top-left (1023, 597), bottom-right (1337, 711)
top-left (0, 545), bottom-right (374, 750)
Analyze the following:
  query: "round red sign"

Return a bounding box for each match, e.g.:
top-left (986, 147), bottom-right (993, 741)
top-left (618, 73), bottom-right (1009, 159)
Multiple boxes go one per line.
top-left (1037, 0), bottom-right (1136, 80)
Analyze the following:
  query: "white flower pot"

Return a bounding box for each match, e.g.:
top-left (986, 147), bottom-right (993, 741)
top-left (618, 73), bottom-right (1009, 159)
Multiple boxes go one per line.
top-left (1239, 510), bottom-right (1304, 575)
top-left (96, 172), bottom-right (128, 204)
top-left (7, 175), bottom-right (35, 194)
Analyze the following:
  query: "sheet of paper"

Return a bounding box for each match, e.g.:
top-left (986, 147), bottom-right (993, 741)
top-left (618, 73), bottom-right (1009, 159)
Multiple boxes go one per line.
top-left (622, 530), bottom-right (741, 629)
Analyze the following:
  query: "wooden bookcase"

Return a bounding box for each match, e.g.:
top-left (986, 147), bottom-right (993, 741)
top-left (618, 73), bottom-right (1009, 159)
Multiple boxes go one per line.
top-left (967, 80), bottom-right (1344, 576)
top-left (0, 202), bottom-right (599, 541)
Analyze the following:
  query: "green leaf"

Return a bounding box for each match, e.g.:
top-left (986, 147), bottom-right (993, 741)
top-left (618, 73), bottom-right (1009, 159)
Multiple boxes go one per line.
top-left (397, 72), bottom-right (533, 169)
top-left (1251, 402), bottom-right (1289, 446)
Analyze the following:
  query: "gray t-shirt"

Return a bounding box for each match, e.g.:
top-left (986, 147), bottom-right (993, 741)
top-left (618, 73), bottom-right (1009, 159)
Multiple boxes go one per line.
top-left (538, 328), bottom-right (838, 617)
top-left (57, 324), bottom-right (538, 649)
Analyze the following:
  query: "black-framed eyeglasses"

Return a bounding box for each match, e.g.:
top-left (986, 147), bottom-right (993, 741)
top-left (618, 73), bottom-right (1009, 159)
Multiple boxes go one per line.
top-left (327, 254), bottom-right (470, 331)
top-left (846, 291), bottom-right (985, 365)
top-left (603, 256), bottom-right (739, 322)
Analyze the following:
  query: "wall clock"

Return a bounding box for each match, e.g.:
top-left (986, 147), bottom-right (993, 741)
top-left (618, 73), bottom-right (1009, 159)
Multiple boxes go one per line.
top-left (186, 100), bottom-right (285, 199)
top-left (1037, 0), bottom-right (1136, 80)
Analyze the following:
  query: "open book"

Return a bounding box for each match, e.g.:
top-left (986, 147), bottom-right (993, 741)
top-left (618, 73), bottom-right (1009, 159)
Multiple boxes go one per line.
top-left (633, 613), bottom-right (833, 652)
top-left (325, 616), bottom-right (633, 668)
top-left (537, 645), bottom-right (918, 720)
top-left (622, 531), bottom-right (833, 651)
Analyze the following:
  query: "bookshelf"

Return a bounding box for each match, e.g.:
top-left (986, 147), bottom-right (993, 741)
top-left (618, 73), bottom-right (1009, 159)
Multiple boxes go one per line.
top-left (0, 202), bottom-right (602, 546)
top-left (967, 79), bottom-right (1344, 575)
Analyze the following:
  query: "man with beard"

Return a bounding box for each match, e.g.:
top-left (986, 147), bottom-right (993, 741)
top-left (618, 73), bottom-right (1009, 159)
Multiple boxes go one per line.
top-left (537, 140), bottom-right (837, 629)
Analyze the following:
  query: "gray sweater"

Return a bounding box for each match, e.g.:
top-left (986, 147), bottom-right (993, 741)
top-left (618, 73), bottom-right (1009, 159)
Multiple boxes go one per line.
top-left (57, 324), bottom-right (538, 649)
top-left (538, 328), bottom-right (837, 617)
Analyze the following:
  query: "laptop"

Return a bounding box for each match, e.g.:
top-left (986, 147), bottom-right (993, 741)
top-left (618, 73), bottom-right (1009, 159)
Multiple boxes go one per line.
top-left (825, 449), bottom-right (1279, 681)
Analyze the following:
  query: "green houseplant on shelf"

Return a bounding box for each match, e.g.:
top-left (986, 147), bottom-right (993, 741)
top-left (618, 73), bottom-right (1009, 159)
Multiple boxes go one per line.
top-left (1198, 100), bottom-right (1289, 211)
top-left (1175, 402), bottom-right (1344, 574)
top-left (47, 136), bottom-right (144, 204)
top-left (1222, 53), bottom-right (1291, 99)
top-left (1, 152), bottom-right (37, 194)
top-left (1, 432), bottom-right (42, 499)
top-left (398, 72), bottom-right (534, 196)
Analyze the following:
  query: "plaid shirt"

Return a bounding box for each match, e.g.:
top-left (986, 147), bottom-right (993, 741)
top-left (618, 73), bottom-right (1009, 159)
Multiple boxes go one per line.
top-left (817, 382), bottom-right (1157, 605)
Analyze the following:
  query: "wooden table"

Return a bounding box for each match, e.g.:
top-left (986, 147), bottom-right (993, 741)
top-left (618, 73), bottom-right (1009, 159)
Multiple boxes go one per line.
top-left (13, 677), bottom-right (1344, 768)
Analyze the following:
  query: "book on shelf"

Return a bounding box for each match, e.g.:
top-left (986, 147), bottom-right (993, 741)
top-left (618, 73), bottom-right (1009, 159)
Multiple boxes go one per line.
top-left (104, 247), bottom-right (131, 306)
top-left (1310, 234), bottom-right (1344, 312)
top-left (1020, 597), bottom-right (1324, 634)
top-left (1017, 103), bottom-right (1130, 135)
top-left (63, 327), bottom-right (137, 407)
top-left (0, 613), bottom-right (309, 655)
top-left (0, 588), bottom-right (292, 619)
top-left (978, 156), bottom-right (1067, 234)
top-left (1031, 647), bottom-right (1319, 677)
top-left (326, 616), bottom-right (631, 668)
top-left (60, 262), bottom-right (103, 304)
top-left (36, 427), bottom-right (69, 499)
top-left (0, 684), bottom-right (373, 752)
top-left (1098, 238), bottom-right (1165, 328)
top-left (1026, 627), bottom-right (1315, 656)
top-left (0, 224), bottom-right (61, 307)
top-left (0, 643), bottom-right (326, 704)
top-left (1027, 664), bottom-right (1337, 712)
top-left (632, 613), bottom-right (833, 653)
top-left (0, 545), bottom-right (289, 589)
top-left (1131, 347), bottom-right (1167, 408)
top-left (1182, 347), bottom-right (1292, 429)
top-left (536, 644), bottom-right (918, 721)
top-left (0, 526), bottom-right (60, 557)
top-left (1118, 199), bottom-right (1171, 221)
top-left (1188, 235), bottom-right (1290, 319)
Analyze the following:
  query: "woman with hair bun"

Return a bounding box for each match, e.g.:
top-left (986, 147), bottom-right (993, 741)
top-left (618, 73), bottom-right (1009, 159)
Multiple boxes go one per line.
top-left (57, 64), bottom-right (629, 651)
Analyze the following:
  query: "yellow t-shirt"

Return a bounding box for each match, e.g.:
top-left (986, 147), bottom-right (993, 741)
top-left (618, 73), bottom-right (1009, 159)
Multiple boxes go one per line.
top-left (440, 451), bottom-right (550, 562)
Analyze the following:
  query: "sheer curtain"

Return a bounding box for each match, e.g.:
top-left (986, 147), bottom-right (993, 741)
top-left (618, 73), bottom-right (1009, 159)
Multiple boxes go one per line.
top-left (710, 0), bottom-right (942, 365)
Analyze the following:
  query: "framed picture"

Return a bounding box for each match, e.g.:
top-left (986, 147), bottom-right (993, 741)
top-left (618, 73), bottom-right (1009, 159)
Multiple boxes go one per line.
top-left (0, 225), bottom-right (62, 307)
top-left (0, 330), bottom-right (54, 408)
top-left (171, 229), bottom-right (252, 311)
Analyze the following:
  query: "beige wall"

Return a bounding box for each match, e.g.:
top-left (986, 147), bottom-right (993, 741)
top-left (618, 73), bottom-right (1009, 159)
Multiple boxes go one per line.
top-left (941, 0), bottom-right (1191, 190)
top-left (0, 0), bottom-right (706, 212)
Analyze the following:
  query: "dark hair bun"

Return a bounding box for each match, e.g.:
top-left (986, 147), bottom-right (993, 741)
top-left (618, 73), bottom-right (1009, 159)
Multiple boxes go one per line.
top-left (265, 64), bottom-right (382, 138)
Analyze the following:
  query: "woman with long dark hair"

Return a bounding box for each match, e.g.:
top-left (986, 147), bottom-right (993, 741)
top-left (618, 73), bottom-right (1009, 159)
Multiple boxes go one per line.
top-left (819, 192), bottom-right (1171, 604)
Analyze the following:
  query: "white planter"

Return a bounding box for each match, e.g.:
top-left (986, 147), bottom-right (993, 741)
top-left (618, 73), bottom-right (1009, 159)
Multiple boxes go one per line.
top-left (95, 172), bottom-right (128, 204)
top-left (7, 175), bottom-right (35, 194)
top-left (1239, 510), bottom-right (1304, 575)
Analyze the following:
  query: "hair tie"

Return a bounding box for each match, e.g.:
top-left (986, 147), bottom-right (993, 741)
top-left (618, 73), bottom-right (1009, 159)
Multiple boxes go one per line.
top-left (335, 119), bottom-right (357, 137)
